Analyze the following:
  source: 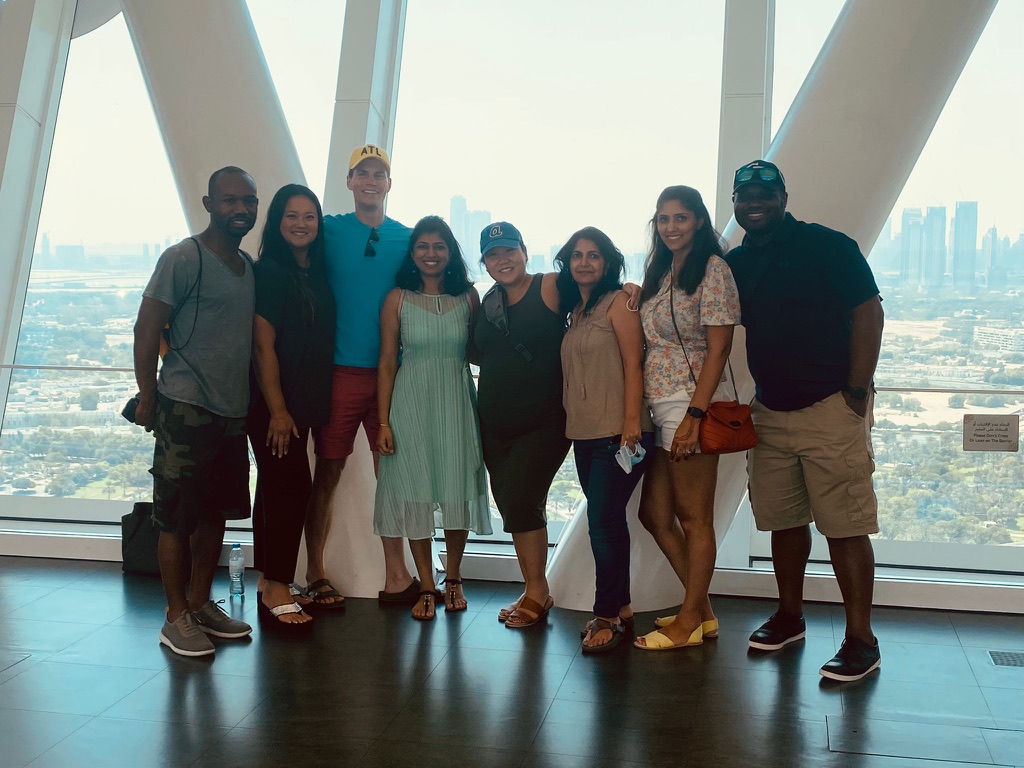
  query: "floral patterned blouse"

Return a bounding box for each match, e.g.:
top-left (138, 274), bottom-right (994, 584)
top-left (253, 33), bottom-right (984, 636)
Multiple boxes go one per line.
top-left (640, 255), bottom-right (741, 400)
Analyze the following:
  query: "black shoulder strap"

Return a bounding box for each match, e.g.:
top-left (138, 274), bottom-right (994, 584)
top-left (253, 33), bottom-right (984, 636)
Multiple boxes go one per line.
top-left (482, 284), bottom-right (533, 362)
top-left (163, 237), bottom-right (204, 353)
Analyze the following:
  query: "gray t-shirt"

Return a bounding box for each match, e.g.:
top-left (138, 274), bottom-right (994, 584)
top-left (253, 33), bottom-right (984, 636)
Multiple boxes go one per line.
top-left (143, 237), bottom-right (255, 418)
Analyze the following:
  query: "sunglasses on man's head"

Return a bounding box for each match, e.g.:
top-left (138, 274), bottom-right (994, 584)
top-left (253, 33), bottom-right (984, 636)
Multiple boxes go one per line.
top-left (364, 228), bottom-right (379, 258)
top-left (734, 166), bottom-right (782, 186)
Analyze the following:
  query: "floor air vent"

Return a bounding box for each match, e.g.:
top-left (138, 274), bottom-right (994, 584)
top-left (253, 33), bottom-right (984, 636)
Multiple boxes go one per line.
top-left (988, 650), bottom-right (1024, 667)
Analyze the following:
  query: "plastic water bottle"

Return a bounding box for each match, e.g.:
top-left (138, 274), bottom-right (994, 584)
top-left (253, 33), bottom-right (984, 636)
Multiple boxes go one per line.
top-left (228, 543), bottom-right (245, 596)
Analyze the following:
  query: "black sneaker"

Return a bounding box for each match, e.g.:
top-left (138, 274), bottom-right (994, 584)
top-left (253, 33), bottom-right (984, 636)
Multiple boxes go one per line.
top-left (748, 611), bottom-right (806, 651)
top-left (819, 636), bottom-right (881, 682)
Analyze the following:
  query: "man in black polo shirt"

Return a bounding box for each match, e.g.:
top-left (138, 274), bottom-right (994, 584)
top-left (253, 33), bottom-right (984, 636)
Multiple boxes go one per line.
top-left (726, 160), bottom-right (885, 682)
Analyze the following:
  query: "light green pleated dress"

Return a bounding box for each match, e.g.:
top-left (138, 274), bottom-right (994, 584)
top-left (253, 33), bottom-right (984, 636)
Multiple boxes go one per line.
top-left (374, 291), bottom-right (492, 539)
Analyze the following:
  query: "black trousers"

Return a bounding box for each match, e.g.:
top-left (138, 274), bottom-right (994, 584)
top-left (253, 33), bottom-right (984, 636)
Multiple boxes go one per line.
top-left (247, 400), bottom-right (313, 585)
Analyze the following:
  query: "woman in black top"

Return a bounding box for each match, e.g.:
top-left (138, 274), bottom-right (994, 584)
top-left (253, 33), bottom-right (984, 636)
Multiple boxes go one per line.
top-left (474, 222), bottom-right (570, 628)
top-left (249, 184), bottom-right (337, 628)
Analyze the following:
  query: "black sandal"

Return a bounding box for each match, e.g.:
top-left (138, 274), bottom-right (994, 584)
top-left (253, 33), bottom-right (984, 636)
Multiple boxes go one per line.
top-left (580, 614), bottom-right (634, 638)
top-left (412, 590), bottom-right (436, 621)
top-left (581, 617), bottom-right (626, 655)
top-left (301, 579), bottom-right (345, 611)
top-left (442, 578), bottom-right (467, 613)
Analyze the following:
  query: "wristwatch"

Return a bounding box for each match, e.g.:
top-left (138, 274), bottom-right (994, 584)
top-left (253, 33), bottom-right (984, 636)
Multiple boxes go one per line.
top-left (686, 406), bottom-right (706, 419)
top-left (845, 385), bottom-right (869, 401)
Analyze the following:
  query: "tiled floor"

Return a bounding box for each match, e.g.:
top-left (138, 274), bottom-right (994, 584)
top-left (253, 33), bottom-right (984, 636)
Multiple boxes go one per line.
top-left (0, 555), bottom-right (1022, 767)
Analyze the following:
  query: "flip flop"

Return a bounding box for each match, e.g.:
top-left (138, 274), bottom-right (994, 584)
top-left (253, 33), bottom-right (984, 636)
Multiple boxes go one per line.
top-left (633, 625), bottom-right (703, 651)
top-left (504, 595), bottom-right (554, 629)
top-left (302, 579), bottom-right (345, 611)
top-left (256, 592), bottom-right (313, 631)
top-left (581, 617), bottom-right (626, 655)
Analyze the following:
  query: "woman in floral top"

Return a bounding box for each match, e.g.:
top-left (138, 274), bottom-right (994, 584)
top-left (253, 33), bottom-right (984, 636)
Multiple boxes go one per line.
top-left (634, 185), bottom-right (741, 651)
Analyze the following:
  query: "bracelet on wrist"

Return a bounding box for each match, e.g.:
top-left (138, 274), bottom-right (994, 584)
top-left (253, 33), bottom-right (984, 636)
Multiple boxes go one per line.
top-left (379, 423), bottom-right (391, 428)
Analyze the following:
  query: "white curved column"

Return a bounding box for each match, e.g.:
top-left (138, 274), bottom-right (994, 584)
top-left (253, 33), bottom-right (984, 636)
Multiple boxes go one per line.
top-left (550, 0), bottom-right (996, 613)
top-left (119, 0), bottom-right (304, 254)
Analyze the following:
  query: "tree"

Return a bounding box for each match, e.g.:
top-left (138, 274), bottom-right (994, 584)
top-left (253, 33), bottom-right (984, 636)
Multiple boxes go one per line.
top-left (948, 393), bottom-right (966, 408)
top-left (79, 388), bottom-right (100, 411)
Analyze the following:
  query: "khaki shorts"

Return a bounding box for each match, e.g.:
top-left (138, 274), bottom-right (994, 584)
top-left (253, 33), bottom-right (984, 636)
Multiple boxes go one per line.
top-left (748, 391), bottom-right (878, 538)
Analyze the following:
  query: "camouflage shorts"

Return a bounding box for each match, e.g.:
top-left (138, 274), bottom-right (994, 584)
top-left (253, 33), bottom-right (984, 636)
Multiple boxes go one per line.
top-left (150, 393), bottom-right (250, 536)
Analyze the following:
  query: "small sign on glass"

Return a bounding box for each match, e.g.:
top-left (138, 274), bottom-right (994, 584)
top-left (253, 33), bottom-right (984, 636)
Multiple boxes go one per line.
top-left (962, 414), bottom-right (1019, 452)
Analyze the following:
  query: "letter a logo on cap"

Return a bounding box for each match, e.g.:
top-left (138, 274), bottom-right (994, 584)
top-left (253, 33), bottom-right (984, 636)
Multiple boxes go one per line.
top-left (489, 224), bottom-right (502, 238)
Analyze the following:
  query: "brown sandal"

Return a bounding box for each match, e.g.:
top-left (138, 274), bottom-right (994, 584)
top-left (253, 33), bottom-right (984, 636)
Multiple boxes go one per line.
top-left (497, 596), bottom-right (523, 623)
top-left (411, 590), bottom-right (436, 621)
top-left (504, 595), bottom-right (554, 629)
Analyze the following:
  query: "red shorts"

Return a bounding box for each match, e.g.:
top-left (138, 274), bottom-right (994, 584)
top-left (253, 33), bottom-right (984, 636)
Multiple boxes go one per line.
top-left (315, 366), bottom-right (380, 459)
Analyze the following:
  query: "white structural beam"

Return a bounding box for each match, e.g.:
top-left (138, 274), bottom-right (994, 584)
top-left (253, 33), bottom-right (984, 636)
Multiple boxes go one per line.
top-left (323, 0), bottom-right (408, 215)
top-left (119, 0), bottom-right (304, 253)
top-left (722, 0), bottom-right (997, 252)
top-left (0, 0), bottom-right (76, 427)
top-left (715, 0), bottom-right (774, 231)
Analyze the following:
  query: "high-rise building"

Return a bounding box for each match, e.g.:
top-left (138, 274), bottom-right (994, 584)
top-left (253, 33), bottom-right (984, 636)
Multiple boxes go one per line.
top-left (899, 208), bottom-right (924, 287)
top-left (449, 195), bottom-right (467, 238)
top-left (982, 226), bottom-right (1007, 290)
top-left (951, 201), bottom-right (978, 292)
top-left (922, 206), bottom-right (946, 289)
top-left (449, 195), bottom-right (492, 276)
top-left (981, 226), bottom-right (999, 270)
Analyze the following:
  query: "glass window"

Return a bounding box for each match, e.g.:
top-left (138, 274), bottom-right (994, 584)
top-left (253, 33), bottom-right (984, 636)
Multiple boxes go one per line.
top-left (0, 13), bottom-right (186, 522)
top-left (390, 1), bottom-right (726, 543)
top-left (246, 0), bottom-right (347, 199)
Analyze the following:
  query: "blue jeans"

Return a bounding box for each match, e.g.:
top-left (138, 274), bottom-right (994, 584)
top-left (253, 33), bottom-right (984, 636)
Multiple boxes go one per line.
top-left (572, 432), bottom-right (654, 618)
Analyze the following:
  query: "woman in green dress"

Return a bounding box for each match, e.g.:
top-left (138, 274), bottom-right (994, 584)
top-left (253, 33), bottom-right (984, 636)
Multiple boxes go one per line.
top-left (374, 216), bottom-right (492, 621)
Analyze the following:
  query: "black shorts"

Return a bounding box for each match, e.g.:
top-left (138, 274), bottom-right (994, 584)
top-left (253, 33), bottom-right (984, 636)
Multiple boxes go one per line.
top-left (481, 420), bottom-right (570, 534)
top-left (150, 394), bottom-right (251, 536)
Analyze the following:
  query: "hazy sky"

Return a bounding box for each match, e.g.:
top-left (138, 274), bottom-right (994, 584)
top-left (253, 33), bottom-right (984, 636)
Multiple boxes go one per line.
top-left (34, 0), bottom-right (1024, 257)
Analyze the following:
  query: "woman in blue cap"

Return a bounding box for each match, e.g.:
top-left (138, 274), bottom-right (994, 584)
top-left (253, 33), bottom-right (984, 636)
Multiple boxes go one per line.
top-left (473, 222), bottom-right (570, 627)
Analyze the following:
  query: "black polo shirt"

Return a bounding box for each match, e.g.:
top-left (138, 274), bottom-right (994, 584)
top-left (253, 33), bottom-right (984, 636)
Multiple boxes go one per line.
top-left (725, 212), bottom-right (879, 411)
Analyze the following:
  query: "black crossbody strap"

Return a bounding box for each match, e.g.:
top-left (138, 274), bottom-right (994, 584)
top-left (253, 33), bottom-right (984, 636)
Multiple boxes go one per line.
top-left (482, 284), bottom-right (533, 362)
top-left (163, 236), bottom-right (204, 353)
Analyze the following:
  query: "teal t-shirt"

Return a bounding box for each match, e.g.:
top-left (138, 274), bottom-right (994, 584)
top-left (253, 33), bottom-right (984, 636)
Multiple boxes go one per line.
top-left (322, 213), bottom-right (412, 367)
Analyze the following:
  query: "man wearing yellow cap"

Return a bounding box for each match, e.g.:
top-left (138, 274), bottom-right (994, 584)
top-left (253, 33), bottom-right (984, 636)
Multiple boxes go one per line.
top-left (301, 145), bottom-right (419, 605)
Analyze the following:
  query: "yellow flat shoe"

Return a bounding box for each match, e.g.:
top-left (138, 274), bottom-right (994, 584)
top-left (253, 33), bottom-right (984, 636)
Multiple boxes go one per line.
top-left (634, 624), bottom-right (703, 651)
top-left (653, 616), bottom-right (720, 638)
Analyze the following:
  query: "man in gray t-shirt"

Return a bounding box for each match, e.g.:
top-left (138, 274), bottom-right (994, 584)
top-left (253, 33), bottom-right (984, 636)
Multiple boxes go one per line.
top-left (133, 166), bottom-right (258, 658)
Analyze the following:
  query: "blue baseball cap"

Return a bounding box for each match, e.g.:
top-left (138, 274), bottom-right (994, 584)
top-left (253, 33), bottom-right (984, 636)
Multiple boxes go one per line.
top-left (480, 221), bottom-right (524, 255)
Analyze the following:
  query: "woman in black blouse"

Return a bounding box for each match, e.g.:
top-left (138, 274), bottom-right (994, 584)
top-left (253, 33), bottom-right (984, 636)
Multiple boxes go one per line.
top-left (249, 184), bottom-right (337, 628)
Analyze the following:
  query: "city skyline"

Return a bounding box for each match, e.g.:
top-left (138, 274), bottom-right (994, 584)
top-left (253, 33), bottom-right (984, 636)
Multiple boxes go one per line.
top-left (24, 2), bottom-right (1024, 257)
top-left (33, 196), bottom-right (1024, 269)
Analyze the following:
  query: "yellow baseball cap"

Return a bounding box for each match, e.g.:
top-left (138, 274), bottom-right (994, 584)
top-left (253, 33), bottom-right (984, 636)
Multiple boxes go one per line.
top-left (348, 144), bottom-right (391, 172)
